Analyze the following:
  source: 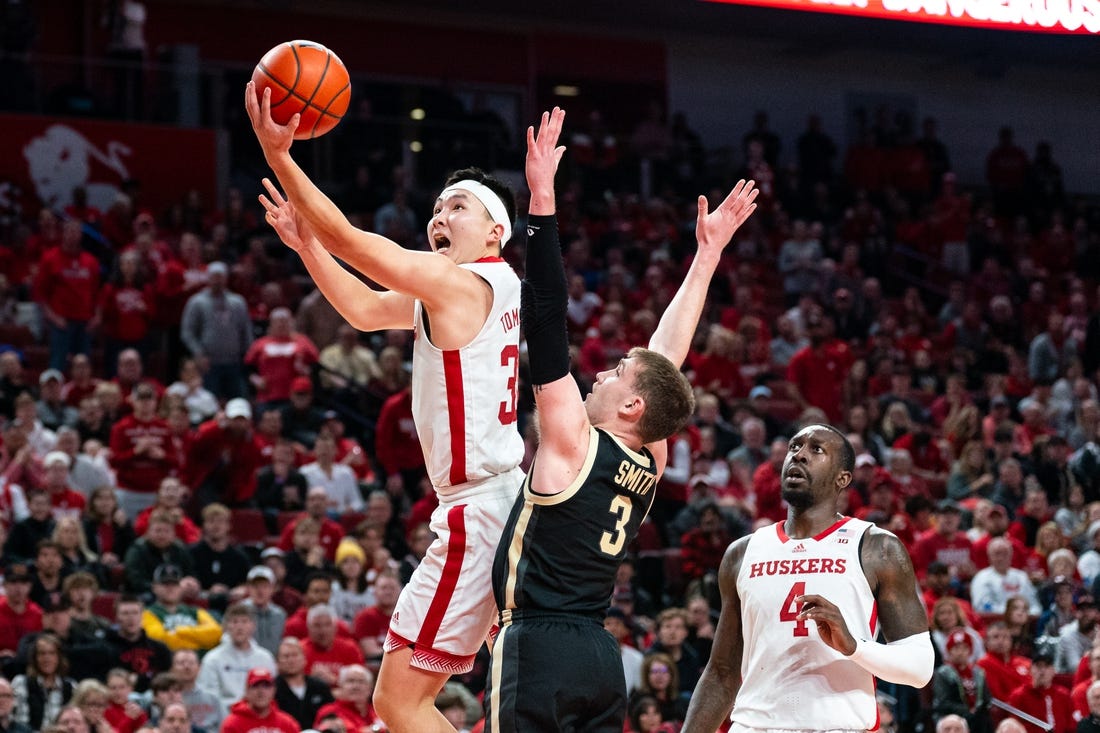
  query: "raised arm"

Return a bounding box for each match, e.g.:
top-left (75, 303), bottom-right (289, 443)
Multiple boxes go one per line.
top-left (518, 109), bottom-right (594, 485)
top-left (245, 82), bottom-right (465, 310)
top-left (258, 179), bottom-right (414, 332)
top-left (681, 536), bottom-right (749, 733)
top-left (648, 180), bottom-right (758, 369)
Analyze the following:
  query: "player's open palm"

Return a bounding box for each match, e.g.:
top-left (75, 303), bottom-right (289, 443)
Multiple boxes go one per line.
top-left (245, 81), bottom-right (299, 158)
top-left (526, 107), bottom-right (566, 200)
top-left (797, 593), bottom-right (857, 656)
top-left (259, 177), bottom-right (314, 252)
top-left (695, 178), bottom-right (758, 257)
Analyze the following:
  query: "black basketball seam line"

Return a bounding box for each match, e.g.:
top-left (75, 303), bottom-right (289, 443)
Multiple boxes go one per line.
top-left (255, 64), bottom-right (296, 106)
top-left (302, 50), bottom-right (332, 138)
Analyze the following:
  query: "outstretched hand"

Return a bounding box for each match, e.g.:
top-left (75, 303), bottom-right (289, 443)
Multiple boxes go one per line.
top-left (526, 107), bottom-right (566, 215)
top-left (244, 81), bottom-right (300, 160)
top-left (797, 593), bottom-right (857, 655)
top-left (258, 178), bottom-right (313, 252)
top-left (695, 179), bottom-right (758, 258)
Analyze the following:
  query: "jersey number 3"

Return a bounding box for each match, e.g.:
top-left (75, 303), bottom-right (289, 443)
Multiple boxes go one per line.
top-left (498, 344), bottom-right (519, 425)
top-left (779, 581), bottom-right (809, 637)
top-left (600, 495), bottom-right (632, 556)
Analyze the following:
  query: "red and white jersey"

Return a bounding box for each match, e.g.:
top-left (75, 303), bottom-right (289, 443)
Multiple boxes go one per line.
top-left (412, 258), bottom-right (524, 497)
top-left (735, 516), bottom-right (879, 731)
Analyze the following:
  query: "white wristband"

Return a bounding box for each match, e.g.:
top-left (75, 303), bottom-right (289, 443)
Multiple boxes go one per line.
top-left (847, 631), bottom-right (934, 688)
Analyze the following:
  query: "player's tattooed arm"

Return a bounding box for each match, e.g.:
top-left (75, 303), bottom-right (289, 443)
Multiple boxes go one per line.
top-left (861, 528), bottom-right (929, 642)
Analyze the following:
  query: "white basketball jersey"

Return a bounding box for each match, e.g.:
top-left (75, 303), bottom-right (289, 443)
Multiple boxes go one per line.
top-left (734, 517), bottom-right (880, 731)
top-left (411, 258), bottom-right (524, 497)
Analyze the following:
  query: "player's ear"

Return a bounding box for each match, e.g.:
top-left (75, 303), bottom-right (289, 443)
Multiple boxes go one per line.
top-left (835, 469), bottom-right (853, 492)
top-left (621, 395), bottom-right (645, 421)
top-left (488, 221), bottom-right (505, 244)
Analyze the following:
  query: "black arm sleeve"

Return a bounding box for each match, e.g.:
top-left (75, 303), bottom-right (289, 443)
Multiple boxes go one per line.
top-left (521, 214), bottom-right (571, 386)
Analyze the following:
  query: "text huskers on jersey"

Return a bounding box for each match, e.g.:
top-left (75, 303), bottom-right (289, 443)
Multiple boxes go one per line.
top-left (748, 557), bottom-right (848, 577)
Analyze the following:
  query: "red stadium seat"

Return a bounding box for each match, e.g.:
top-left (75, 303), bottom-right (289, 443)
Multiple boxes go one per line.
top-left (277, 511), bottom-right (300, 531)
top-left (92, 591), bottom-right (119, 619)
top-left (230, 508), bottom-right (269, 545)
top-left (339, 511), bottom-right (368, 534)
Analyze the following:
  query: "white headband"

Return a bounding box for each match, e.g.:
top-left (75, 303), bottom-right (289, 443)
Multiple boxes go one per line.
top-left (440, 179), bottom-right (512, 246)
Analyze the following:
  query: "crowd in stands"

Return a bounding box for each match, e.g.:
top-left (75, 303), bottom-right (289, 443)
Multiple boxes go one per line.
top-left (0, 96), bottom-right (1099, 733)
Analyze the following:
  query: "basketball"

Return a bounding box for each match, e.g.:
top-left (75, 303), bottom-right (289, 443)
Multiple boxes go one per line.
top-left (251, 40), bottom-right (351, 140)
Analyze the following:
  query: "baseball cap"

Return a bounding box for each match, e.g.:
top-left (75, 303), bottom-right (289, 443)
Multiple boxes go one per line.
top-left (43, 451), bottom-right (71, 469)
top-left (290, 376), bottom-right (313, 394)
top-left (4, 563), bottom-right (32, 584)
top-left (605, 607), bottom-right (627, 621)
top-left (946, 629), bottom-right (972, 652)
top-left (855, 454), bottom-right (876, 468)
top-left (322, 410), bottom-right (340, 421)
top-left (246, 668), bottom-right (275, 687)
top-left (207, 261), bottom-right (228, 277)
top-left (936, 499), bottom-right (961, 514)
top-left (153, 564), bottom-right (183, 584)
top-left (1077, 594), bottom-right (1097, 610)
top-left (1032, 650), bottom-right (1055, 665)
top-left (247, 566), bottom-right (275, 583)
top-left (260, 547), bottom-right (285, 561)
top-left (225, 398), bottom-right (252, 420)
top-left (749, 385), bottom-right (772, 400)
top-left (39, 368), bottom-right (64, 385)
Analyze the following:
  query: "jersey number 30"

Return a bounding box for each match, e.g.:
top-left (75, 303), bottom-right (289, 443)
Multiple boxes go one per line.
top-left (498, 345), bottom-right (519, 425)
top-left (779, 582), bottom-right (810, 637)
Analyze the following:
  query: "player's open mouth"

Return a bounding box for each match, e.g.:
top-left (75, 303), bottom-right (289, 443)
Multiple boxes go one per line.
top-left (785, 467), bottom-right (807, 483)
top-left (433, 234), bottom-right (450, 252)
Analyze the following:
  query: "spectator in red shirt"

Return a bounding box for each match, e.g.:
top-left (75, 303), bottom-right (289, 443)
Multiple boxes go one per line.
top-left (1006, 651), bottom-right (1075, 733)
top-left (0, 563), bottom-right (42, 658)
top-left (977, 621), bottom-right (1032, 702)
top-left (41, 451), bottom-right (86, 521)
top-left (679, 503), bottom-right (731, 582)
top-left (182, 398), bottom-right (265, 508)
top-left (243, 308), bottom-right (319, 407)
top-left (33, 218), bottom-right (100, 371)
top-left (1071, 646), bottom-right (1100, 719)
top-left (577, 310), bottom-right (631, 384)
top-left (300, 604), bottom-right (364, 687)
top-left (374, 385), bottom-right (425, 499)
top-left (219, 668), bottom-right (298, 733)
top-left (913, 500), bottom-right (976, 582)
top-left (60, 354), bottom-right (100, 409)
top-left (109, 382), bottom-right (177, 518)
top-left (750, 438), bottom-right (789, 525)
top-left (277, 487), bottom-right (345, 562)
top-left (353, 572), bottom-right (401, 663)
top-left (133, 478), bottom-right (201, 546)
top-left (92, 250), bottom-right (155, 379)
top-left (312, 664), bottom-right (382, 731)
top-left (986, 126), bottom-right (1030, 219)
top-left (283, 573), bottom-right (352, 641)
top-left (786, 310), bottom-right (854, 423)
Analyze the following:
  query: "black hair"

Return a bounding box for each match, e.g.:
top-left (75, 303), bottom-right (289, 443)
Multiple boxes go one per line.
top-left (443, 167), bottom-right (516, 235)
top-left (808, 423), bottom-right (856, 474)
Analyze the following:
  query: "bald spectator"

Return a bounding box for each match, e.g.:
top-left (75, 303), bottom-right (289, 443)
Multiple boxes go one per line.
top-left (299, 435), bottom-right (364, 515)
top-left (970, 537), bottom-right (1042, 615)
top-left (300, 605), bottom-right (364, 687)
top-left (0, 677), bottom-right (32, 733)
top-left (312, 664), bottom-right (381, 731)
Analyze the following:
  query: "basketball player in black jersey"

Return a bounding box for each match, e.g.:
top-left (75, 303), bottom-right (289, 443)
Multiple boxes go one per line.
top-left (483, 106), bottom-right (759, 733)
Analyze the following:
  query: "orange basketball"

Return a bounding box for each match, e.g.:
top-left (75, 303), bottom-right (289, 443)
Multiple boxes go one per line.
top-left (251, 40), bottom-right (351, 140)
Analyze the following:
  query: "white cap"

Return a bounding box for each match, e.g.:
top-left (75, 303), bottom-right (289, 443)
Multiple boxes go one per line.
top-left (225, 398), bottom-right (252, 420)
top-left (247, 565), bottom-right (275, 583)
top-left (43, 451), bottom-right (71, 469)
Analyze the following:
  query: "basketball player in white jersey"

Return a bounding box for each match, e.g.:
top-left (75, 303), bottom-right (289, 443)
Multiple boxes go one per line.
top-left (247, 85), bottom-right (536, 732)
top-left (682, 424), bottom-right (935, 733)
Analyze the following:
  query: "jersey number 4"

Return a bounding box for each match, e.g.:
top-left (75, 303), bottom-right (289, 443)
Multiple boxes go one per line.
top-left (498, 344), bottom-right (519, 425)
top-left (779, 581), bottom-right (810, 637)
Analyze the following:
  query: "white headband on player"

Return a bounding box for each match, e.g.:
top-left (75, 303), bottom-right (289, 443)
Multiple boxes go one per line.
top-left (440, 179), bottom-right (513, 246)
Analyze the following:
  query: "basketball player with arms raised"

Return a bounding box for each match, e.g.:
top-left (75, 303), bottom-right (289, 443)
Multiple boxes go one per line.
top-left (485, 107), bottom-right (759, 732)
top-left (246, 84), bottom-right (530, 733)
top-left (681, 424), bottom-right (935, 733)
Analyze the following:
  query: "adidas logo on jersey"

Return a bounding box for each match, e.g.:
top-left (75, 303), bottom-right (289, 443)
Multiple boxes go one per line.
top-left (792, 543), bottom-right (806, 553)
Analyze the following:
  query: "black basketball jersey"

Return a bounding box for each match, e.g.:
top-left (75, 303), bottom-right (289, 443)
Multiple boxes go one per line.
top-left (492, 426), bottom-right (658, 617)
